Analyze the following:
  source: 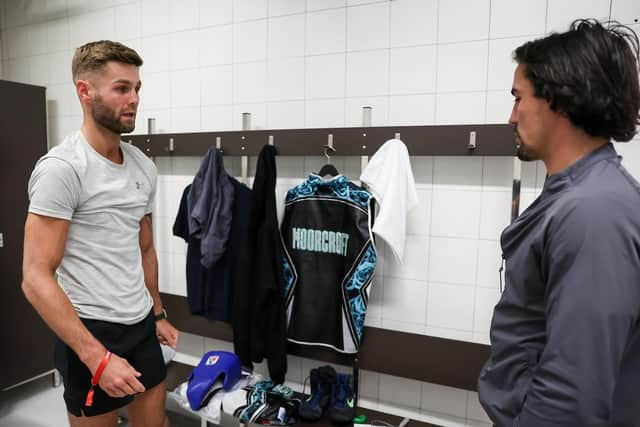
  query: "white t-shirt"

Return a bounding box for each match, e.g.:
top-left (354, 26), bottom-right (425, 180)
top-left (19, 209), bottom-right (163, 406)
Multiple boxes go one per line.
top-left (28, 131), bottom-right (156, 324)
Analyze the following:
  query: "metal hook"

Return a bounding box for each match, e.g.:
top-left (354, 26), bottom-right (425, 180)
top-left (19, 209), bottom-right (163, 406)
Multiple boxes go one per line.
top-left (324, 134), bottom-right (336, 162)
top-left (268, 135), bottom-right (274, 146)
top-left (242, 112), bottom-right (251, 131)
top-left (362, 106), bottom-right (372, 127)
top-left (324, 144), bottom-right (336, 163)
top-left (468, 131), bottom-right (477, 149)
top-left (216, 136), bottom-right (221, 150)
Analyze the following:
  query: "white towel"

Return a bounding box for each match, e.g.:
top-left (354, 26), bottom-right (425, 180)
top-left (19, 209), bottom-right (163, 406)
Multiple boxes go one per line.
top-left (360, 138), bottom-right (418, 263)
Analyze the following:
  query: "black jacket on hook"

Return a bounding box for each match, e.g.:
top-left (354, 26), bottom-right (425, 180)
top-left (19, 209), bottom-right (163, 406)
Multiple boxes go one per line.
top-left (232, 144), bottom-right (287, 384)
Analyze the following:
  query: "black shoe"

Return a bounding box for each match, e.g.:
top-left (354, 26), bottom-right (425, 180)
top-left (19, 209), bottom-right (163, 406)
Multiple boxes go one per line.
top-left (328, 373), bottom-right (356, 424)
top-left (298, 366), bottom-right (337, 421)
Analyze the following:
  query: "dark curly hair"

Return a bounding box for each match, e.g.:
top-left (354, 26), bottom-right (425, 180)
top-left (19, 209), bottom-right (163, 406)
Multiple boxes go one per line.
top-left (514, 19), bottom-right (640, 142)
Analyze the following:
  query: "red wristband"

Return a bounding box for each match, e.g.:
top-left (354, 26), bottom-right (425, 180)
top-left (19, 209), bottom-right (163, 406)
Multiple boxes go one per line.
top-left (85, 351), bottom-right (112, 407)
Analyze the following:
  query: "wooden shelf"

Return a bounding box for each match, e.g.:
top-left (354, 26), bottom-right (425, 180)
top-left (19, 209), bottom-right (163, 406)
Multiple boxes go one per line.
top-left (126, 124), bottom-right (515, 157)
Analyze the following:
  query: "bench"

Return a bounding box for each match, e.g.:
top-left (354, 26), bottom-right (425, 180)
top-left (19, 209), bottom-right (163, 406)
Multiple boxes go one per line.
top-left (165, 361), bottom-right (442, 427)
top-left (161, 292), bottom-right (491, 426)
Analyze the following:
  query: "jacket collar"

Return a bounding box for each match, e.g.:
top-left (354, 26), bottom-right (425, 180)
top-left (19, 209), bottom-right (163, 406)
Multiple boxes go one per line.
top-left (542, 142), bottom-right (618, 194)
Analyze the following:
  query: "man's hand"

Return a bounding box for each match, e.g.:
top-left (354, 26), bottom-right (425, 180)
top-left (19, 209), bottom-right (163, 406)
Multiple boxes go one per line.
top-left (98, 353), bottom-right (146, 398)
top-left (156, 319), bottom-right (179, 348)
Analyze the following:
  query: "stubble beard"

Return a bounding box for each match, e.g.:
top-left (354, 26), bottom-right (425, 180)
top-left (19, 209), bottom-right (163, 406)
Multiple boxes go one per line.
top-left (515, 132), bottom-right (534, 162)
top-left (92, 94), bottom-right (135, 135)
top-left (516, 143), bottom-right (531, 161)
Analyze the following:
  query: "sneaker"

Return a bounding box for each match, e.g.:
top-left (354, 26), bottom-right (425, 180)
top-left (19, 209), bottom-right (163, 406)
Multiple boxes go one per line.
top-left (239, 379), bottom-right (274, 423)
top-left (328, 373), bottom-right (355, 424)
top-left (298, 366), bottom-right (337, 421)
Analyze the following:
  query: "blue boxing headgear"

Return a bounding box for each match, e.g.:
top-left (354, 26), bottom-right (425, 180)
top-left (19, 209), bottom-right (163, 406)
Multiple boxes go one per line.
top-left (187, 351), bottom-right (242, 410)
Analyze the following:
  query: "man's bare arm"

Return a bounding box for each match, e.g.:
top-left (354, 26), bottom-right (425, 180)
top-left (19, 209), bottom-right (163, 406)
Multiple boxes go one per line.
top-left (22, 213), bottom-right (145, 397)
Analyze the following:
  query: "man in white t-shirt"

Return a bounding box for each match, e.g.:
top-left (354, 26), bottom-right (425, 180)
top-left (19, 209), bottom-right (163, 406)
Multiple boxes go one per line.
top-left (22, 40), bottom-right (179, 426)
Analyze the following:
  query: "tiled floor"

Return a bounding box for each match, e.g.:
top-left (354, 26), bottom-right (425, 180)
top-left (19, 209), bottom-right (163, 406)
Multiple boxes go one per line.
top-left (0, 374), bottom-right (69, 427)
top-left (0, 375), bottom-right (200, 427)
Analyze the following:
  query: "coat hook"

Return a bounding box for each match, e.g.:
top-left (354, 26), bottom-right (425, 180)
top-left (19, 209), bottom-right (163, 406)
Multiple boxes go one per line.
top-left (324, 145), bottom-right (334, 163)
top-left (468, 131), bottom-right (477, 149)
top-left (147, 117), bottom-right (156, 134)
top-left (268, 135), bottom-right (274, 146)
top-left (242, 112), bottom-right (251, 131)
top-left (362, 106), bottom-right (372, 127)
top-left (241, 114), bottom-right (250, 184)
top-left (361, 107), bottom-right (372, 171)
top-left (324, 134), bottom-right (336, 162)
top-left (168, 137), bottom-right (174, 152)
top-left (216, 136), bottom-right (222, 150)
top-left (395, 132), bottom-right (401, 140)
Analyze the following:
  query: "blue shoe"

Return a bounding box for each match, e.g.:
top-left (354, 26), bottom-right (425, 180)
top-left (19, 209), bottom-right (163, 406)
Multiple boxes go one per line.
top-left (328, 373), bottom-right (356, 424)
top-left (298, 366), bottom-right (336, 421)
top-left (239, 379), bottom-right (274, 423)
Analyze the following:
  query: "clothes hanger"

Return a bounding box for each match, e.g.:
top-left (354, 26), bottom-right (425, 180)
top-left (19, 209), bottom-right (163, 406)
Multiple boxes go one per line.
top-left (318, 144), bottom-right (339, 177)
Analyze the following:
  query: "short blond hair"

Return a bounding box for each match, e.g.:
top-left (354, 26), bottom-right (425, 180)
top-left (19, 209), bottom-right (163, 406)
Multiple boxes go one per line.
top-left (72, 40), bottom-right (143, 82)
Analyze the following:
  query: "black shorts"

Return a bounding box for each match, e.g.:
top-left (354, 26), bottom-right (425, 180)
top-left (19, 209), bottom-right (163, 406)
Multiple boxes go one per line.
top-left (54, 310), bottom-right (167, 417)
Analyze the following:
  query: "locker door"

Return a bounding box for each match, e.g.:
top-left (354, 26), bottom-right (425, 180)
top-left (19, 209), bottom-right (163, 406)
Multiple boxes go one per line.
top-left (0, 80), bottom-right (55, 389)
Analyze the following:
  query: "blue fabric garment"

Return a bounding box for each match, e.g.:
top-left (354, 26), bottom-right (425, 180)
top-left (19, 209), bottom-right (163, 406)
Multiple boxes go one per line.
top-left (186, 147), bottom-right (234, 268)
top-left (174, 177), bottom-right (250, 321)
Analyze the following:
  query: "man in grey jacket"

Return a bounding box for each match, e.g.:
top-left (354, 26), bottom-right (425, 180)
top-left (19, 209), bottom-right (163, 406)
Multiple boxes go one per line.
top-left (478, 20), bottom-right (640, 427)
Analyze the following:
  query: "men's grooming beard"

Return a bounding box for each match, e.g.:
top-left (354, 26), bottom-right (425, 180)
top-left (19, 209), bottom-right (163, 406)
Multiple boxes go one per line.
top-left (92, 94), bottom-right (135, 134)
top-left (515, 131), bottom-right (533, 161)
top-left (516, 143), bottom-right (531, 161)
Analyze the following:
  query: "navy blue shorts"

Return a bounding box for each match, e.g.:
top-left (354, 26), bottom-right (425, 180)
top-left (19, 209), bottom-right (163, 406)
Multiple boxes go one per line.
top-left (54, 311), bottom-right (167, 417)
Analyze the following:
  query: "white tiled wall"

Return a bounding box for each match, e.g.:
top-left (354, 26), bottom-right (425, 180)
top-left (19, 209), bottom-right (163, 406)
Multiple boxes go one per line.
top-left (2, 1), bottom-right (637, 426)
top-left (4, 0), bottom-right (633, 142)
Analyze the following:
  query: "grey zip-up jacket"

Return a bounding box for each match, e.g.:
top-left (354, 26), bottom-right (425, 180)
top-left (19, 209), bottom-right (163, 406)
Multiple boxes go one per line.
top-left (478, 143), bottom-right (640, 427)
